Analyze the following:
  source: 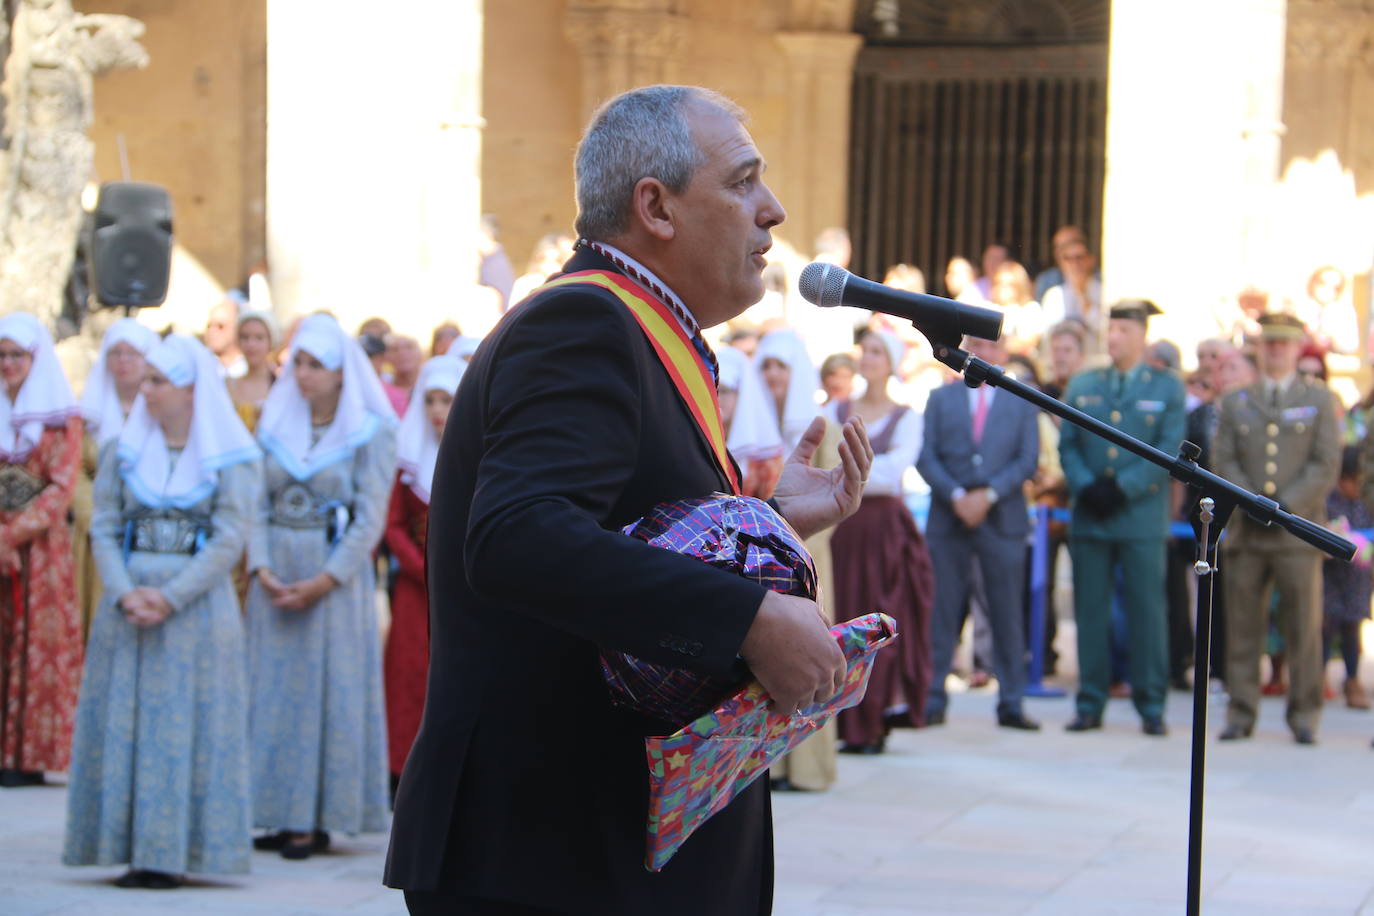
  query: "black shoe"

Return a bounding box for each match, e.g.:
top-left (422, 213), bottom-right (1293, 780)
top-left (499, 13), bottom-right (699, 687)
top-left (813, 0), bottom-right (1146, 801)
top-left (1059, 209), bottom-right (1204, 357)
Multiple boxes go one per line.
top-left (1142, 716), bottom-right (1168, 737)
top-left (253, 830), bottom-right (291, 851)
top-left (113, 869), bottom-right (147, 888)
top-left (924, 709), bottom-right (946, 726)
top-left (280, 829), bottom-right (330, 860)
top-left (997, 710), bottom-right (1041, 731)
top-left (1293, 727), bottom-right (1317, 746)
top-left (140, 870), bottom-right (184, 890)
top-left (1065, 714), bottom-right (1102, 732)
top-left (0, 769), bottom-right (43, 788)
top-left (1218, 724), bottom-right (1252, 741)
top-left (769, 777), bottom-right (795, 792)
top-left (838, 739), bottom-right (885, 755)
top-left (884, 711), bottom-right (917, 730)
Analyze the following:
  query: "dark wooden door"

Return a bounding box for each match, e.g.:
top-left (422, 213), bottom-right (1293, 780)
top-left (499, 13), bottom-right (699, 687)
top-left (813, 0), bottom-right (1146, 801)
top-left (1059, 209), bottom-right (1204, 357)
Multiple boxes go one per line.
top-left (848, 43), bottom-right (1108, 294)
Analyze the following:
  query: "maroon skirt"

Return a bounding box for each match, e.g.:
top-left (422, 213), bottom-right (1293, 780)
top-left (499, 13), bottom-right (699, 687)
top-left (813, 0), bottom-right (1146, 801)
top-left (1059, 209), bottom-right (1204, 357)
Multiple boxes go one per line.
top-left (830, 495), bottom-right (934, 746)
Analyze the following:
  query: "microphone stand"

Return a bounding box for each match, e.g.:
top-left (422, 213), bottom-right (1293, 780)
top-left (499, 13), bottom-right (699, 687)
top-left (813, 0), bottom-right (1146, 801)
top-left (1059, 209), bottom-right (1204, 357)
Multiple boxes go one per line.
top-left (926, 340), bottom-right (1355, 916)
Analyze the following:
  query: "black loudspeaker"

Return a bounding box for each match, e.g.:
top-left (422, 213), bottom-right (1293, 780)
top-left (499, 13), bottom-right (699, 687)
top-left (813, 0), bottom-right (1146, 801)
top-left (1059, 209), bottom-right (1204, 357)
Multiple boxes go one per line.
top-left (88, 181), bottom-right (173, 308)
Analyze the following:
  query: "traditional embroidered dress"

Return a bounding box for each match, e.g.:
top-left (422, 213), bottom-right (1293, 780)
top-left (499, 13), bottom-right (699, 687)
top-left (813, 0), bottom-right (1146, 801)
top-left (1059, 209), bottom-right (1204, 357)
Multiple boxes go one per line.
top-left (74, 318), bottom-right (159, 638)
top-left (384, 355), bottom-right (464, 776)
top-left (247, 314), bottom-right (398, 836)
top-left (65, 335), bottom-right (261, 875)
top-left (0, 313), bottom-right (82, 778)
top-left (831, 400), bottom-right (934, 745)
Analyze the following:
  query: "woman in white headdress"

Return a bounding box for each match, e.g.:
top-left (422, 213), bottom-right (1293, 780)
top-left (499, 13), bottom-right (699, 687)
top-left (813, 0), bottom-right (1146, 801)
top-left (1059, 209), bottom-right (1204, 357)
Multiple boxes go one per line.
top-left (716, 346), bottom-right (784, 499)
top-left (226, 308), bottom-right (281, 434)
top-left (754, 328), bottom-right (822, 453)
top-left (73, 318), bottom-right (160, 637)
top-left (827, 328), bottom-right (933, 755)
top-left (64, 335), bottom-right (261, 889)
top-left (246, 312), bottom-right (398, 860)
top-left (383, 355), bottom-right (463, 789)
top-left (450, 335), bottom-right (482, 362)
top-left (0, 313), bottom-right (82, 789)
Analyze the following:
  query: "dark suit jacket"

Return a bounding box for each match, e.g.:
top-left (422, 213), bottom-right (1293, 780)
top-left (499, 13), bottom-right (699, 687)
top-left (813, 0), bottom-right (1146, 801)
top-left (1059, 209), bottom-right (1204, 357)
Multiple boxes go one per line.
top-left (918, 381), bottom-right (1039, 538)
top-left (384, 248), bottom-right (773, 914)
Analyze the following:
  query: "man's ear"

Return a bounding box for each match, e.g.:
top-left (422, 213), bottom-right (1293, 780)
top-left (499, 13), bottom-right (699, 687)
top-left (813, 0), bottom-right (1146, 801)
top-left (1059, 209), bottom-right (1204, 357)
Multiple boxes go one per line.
top-left (629, 177), bottom-right (675, 242)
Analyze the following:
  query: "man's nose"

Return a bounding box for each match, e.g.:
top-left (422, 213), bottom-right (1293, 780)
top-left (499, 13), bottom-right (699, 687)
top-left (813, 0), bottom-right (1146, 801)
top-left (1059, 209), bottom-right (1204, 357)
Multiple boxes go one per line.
top-left (757, 183), bottom-right (786, 229)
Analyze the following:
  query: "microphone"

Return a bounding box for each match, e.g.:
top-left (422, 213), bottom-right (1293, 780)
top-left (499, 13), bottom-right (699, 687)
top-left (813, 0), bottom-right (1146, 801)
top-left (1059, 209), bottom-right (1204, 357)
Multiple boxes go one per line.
top-left (797, 262), bottom-right (1004, 348)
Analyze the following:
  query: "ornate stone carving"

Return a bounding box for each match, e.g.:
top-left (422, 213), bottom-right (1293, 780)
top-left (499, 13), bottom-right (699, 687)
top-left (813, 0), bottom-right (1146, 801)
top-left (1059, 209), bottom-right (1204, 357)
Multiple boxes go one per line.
top-left (564, 3), bottom-right (688, 117)
top-left (0, 1), bottom-right (147, 329)
top-left (1286, 14), bottom-right (1369, 62)
top-left (786, 0), bottom-right (858, 32)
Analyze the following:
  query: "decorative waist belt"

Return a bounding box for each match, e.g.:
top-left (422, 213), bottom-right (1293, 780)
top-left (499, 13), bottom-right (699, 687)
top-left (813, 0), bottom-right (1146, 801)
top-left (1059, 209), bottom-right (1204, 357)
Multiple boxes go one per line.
top-left (123, 511), bottom-right (210, 557)
top-left (0, 465), bottom-right (44, 512)
top-left (270, 482), bottom-right (352, 544)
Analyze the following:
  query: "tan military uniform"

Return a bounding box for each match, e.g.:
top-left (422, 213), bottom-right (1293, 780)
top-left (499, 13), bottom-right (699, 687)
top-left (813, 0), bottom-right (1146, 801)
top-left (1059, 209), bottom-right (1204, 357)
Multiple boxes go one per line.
top-left (1212, 377), bottom-right (1341, 734)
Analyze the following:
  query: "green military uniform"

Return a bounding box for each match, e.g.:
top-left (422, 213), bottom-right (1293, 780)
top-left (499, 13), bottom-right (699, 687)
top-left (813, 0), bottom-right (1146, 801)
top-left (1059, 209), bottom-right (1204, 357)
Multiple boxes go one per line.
top-left (1059, 302), bottom-right (1186, 728)
top-left (1212, 315), bottom-right (1340, 740)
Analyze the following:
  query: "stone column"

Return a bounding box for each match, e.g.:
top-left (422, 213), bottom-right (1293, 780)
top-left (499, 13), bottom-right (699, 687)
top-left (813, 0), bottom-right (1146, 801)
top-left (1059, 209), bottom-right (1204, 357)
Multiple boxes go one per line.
top-left (1100, 0), bottom-right (1288, 353)
top-left (1284, 0), bottom-right (1373, 187)
top-left (563, 2), bottom-right (687, 121)
top-left (266, 0), bottom-right (484, 338)
top-left (773, 30), bottom-right (863, 259)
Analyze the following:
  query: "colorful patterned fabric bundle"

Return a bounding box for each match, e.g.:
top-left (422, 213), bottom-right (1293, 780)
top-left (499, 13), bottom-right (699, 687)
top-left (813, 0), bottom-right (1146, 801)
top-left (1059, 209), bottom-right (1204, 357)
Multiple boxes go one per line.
top-left (601, 493), bottom-right (899, 871)
top-left (644, 612), bottom-right (897, 871)
top-left (601, 494), bottom-right (817, 727)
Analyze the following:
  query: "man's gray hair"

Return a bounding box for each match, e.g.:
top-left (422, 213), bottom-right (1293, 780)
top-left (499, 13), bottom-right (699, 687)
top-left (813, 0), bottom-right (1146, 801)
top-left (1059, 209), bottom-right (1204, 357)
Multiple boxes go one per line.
top-left (574, 85), bottom-right (744, 241)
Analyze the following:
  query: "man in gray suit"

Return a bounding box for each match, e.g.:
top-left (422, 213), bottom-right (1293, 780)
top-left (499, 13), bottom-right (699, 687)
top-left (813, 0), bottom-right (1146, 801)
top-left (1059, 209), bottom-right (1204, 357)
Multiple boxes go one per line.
top-left (918, 334), bottom-right (1042, 729)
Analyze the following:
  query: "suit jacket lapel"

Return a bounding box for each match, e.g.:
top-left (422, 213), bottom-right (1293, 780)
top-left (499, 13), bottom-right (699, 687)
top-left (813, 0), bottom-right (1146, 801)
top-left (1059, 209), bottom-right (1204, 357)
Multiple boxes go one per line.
top-left (557, 246), bottom-right (732, 494)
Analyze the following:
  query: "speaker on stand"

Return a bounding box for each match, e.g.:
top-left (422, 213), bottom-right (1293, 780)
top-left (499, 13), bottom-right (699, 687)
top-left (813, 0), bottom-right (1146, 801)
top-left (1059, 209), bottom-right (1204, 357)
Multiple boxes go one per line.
top-left (87, 181), bottom-right (173, 312)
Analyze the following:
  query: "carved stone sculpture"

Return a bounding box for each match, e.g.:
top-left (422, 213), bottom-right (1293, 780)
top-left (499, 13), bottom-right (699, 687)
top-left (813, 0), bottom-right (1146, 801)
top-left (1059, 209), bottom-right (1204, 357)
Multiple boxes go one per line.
top-left (0, 0), bottom-right (147, 329)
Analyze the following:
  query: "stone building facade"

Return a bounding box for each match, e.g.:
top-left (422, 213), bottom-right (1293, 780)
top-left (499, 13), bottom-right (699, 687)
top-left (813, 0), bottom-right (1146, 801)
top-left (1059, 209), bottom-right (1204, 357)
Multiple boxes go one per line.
top-left (33, 0), bottom-right (1373, 352)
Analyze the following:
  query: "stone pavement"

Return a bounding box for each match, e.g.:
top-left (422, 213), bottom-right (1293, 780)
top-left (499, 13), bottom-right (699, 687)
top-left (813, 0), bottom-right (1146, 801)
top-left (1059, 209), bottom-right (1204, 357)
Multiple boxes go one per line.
top-left (5, 684), bottom-right (1374, 915)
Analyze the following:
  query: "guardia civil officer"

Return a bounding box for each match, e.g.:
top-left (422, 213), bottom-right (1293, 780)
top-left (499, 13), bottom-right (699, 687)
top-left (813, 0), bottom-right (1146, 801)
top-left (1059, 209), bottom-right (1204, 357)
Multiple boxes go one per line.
top-left (1059, 300), bottom-right (1186, 736)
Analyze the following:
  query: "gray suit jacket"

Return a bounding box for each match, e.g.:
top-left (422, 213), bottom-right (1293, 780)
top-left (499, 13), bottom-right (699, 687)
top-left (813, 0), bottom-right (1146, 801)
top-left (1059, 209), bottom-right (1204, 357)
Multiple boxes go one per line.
top-left (917, 380), bottom-right (1040, 538)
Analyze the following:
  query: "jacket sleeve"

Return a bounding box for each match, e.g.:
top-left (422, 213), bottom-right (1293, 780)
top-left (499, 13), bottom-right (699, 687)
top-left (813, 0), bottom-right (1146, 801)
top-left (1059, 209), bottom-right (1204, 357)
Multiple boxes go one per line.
top-left (915, 392), bottom-right (961, 504)
top-left (384, 477), bottom-right (427, 582)
top-left (0, 417), bottom-right (80, 551)
top-left (89, 439), bottom-right (135, 602)
top-left (323, 425), bottom-right (398, 585)
top-left (1114, 376), bottom-right (1185, 501)
top-left (1057, 376), bottom-right (1095, 494)
top-left (1280, 388), bottom-right (1342, 513)
top-left (160, 460), bottom-right (261, 611)
top-left (462, 291), bottom-right (765, 678)
top-left (987, 398), bottom-right (1041, 500)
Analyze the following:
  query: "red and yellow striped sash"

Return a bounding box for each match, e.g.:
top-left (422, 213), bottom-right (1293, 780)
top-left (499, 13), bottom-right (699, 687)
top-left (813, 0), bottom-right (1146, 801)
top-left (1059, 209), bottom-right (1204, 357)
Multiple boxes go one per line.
top-left (534, 270), bottom-right (740, 495)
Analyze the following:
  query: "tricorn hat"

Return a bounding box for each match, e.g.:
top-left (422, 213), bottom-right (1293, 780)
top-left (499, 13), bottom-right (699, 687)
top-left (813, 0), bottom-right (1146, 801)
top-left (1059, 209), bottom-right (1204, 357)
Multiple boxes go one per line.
top-left (1108, 299), bottom-right (1162, 324)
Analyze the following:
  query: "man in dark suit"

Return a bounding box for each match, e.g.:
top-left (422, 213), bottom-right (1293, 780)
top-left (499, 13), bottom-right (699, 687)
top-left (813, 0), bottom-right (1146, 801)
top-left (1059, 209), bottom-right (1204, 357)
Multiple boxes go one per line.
top-left (385, 86), bottom-right (873, 915)
top-left (918, 334), bottom-right (1041, 729)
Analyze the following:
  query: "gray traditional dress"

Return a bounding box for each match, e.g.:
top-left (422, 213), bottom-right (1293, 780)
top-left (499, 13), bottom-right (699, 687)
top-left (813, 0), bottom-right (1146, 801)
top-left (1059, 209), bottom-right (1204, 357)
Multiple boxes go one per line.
top-left (246, 425), bottom-right (395, 835)
top-left (64, 444), bottom-right (258, 875)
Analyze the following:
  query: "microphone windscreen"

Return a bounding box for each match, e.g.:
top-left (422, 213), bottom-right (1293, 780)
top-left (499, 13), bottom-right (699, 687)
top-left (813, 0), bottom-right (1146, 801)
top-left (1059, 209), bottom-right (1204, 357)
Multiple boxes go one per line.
top-left (797, 262), bottom-right (847, 307)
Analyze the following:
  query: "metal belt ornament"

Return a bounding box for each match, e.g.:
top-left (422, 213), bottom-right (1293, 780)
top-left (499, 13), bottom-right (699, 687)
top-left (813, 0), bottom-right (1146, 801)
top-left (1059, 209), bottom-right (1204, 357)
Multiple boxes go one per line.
top-left (532, 270), bottom-right (741, 496)
top-left (0, 465), bottom-right (43, 512)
